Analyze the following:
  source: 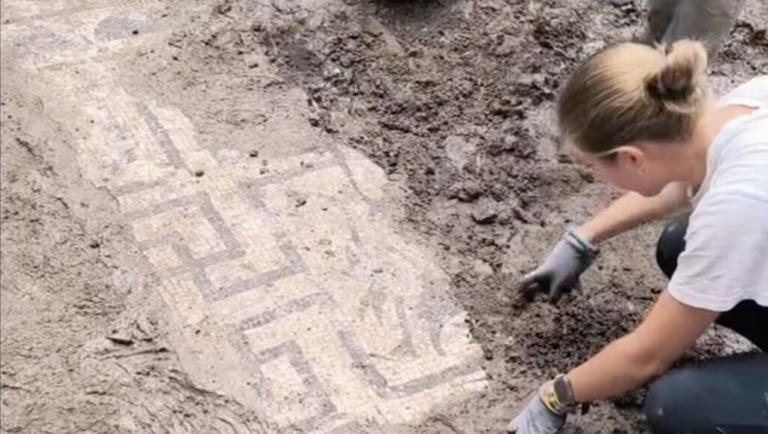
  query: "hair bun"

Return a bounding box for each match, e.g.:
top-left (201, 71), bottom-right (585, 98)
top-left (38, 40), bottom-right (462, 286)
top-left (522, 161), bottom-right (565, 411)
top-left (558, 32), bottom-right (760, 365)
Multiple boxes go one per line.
top-left (645, 40), bottom-right (707, 108)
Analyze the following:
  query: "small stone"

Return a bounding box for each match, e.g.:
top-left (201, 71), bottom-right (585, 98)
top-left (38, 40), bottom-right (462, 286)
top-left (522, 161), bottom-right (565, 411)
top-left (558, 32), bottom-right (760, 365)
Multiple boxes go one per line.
top-left (493, 34), bottom-right (517, 57)
top-left (472, 201), bottom-right (498, 224)
top-left (501, 134), bottom-right (519, 152)
top-left (512, 206), bottom-right (531, 224)
top-left (472, 260), bottom-right (493, 277)
top-left (132, 29), bottom-right (140, 35)
top-left (444, 135), bottom-right (476, 170)
top-left (295, 198), bottom-right (307, 208)
top-left (248, 150), bottom-right (259, 158)
top-left (457, 181), bottom-right (483, 203)
top-left (194, 170), bottom-right (205, 177)
top-left (106, 332), bottom-right (133, 346)
top-left (483, 348), bottom-right (494, 360)
top-left (89, 240), bottom-right (100, 248)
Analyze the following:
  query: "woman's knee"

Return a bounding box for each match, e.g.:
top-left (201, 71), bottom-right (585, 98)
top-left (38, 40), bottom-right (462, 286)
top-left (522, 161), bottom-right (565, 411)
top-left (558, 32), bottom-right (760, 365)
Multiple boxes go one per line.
top-left (645, 356), bottom-right (768, 433)
top-left (643, 369), bottom-right (700, 433)
top-left (655, 214), bottom-right (689, 279)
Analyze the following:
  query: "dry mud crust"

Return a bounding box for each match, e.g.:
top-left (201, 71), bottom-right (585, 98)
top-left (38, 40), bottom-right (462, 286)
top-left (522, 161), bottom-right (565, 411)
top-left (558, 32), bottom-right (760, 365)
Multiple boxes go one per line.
top-left (0, 64), bottom-right (271, 433)
top-left (137, 0), bottom-right (766, 432)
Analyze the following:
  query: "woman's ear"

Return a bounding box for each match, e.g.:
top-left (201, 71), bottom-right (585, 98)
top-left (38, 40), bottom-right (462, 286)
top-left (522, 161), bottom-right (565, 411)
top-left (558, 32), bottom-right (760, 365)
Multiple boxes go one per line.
top-left (615, 146), bottom-right (647, 174)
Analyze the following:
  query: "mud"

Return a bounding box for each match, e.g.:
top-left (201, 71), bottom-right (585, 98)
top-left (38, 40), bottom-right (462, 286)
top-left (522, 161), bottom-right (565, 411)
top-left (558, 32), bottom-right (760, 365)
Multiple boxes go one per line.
top-left (130, 0), bottom-right (767, 432)
top-left (0, 63), bottom-right (272, 433)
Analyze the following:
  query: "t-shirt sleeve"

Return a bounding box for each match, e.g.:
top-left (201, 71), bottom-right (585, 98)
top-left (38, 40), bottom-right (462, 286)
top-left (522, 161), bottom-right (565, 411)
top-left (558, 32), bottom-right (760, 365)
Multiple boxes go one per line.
top-left (668, 192), bottom-right (768, 311)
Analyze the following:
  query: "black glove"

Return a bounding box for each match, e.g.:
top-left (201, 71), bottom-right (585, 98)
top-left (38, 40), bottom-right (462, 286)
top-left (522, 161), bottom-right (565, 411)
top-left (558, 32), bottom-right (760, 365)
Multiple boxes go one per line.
top-left (520, 229), bottom-right (598, 303)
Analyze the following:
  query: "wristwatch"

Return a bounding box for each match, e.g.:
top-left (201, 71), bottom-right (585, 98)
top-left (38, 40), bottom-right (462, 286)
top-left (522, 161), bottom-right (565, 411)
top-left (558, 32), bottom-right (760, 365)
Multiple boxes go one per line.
top-left (553, 374), bottom-right (577, 409)
top-left (541, 374), bottom-right (585, 415)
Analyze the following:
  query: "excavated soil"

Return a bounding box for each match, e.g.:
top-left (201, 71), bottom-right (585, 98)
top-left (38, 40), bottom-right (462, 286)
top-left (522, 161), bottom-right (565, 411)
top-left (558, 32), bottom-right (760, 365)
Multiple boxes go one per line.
top-left (133, 0), bottom-right (765, 431)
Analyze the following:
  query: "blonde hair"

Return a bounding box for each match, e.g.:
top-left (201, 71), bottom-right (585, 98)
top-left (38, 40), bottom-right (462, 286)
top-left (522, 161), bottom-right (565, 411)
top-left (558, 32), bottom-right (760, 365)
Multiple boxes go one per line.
top-left (557, 40), bottom-right (711, 156)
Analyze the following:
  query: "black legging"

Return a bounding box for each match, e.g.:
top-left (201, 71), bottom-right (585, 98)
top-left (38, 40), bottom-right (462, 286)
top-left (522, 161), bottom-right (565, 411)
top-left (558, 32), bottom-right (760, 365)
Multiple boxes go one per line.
top-left (644, 215), bottom-right (768, 433)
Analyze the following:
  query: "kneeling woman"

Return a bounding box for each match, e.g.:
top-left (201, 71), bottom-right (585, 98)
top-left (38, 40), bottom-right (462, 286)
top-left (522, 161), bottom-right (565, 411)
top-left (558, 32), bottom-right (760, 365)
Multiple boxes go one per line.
top-left (508, 40), bottom-right (768, 434)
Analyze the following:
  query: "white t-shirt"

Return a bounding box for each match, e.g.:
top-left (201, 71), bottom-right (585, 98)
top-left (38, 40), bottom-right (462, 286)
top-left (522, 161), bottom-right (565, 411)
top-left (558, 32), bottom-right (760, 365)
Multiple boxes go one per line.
top-left (669, 76), bottom-right (768, 311)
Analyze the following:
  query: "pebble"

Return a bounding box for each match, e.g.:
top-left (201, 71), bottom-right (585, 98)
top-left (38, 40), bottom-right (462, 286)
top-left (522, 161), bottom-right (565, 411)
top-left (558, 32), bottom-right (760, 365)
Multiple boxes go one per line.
top-left (472, 201), bottom-right (498, 224)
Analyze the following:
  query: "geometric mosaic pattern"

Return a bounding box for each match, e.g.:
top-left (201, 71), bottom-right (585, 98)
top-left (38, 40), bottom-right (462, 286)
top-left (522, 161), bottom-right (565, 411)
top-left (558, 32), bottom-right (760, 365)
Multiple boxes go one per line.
top-left (2, 2), bottom-right (488, 431)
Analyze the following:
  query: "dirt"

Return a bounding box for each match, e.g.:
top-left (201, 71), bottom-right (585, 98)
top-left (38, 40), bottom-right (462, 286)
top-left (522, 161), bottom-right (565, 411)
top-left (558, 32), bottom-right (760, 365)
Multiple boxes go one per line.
top-left (128, 0), bottom-right (765, 432)
top-left (2, 0), bottom-right (766, 432)
top-left (0, 62), bottom-right (272, 433)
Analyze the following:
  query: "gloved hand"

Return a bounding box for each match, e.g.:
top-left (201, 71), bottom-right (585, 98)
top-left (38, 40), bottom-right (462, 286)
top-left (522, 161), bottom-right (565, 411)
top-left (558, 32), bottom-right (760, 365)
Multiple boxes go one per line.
top-left (520, 230), bottom-right (598, 303)
top-left (507, 389), bottom-right (566, 434)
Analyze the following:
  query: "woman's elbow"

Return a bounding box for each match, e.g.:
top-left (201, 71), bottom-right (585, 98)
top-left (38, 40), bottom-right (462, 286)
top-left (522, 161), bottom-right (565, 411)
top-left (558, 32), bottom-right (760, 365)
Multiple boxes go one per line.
top-left (616, 334), bottom-right (673, 380)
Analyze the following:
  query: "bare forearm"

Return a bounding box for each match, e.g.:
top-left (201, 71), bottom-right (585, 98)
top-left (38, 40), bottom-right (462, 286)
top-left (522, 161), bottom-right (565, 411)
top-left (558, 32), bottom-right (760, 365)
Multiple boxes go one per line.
top-left (566, 336), bottom-right (661, 402)
top-left (576, 183), bottom-right (688, 243)
top-left (576, 192), bottom-right (664, 243)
